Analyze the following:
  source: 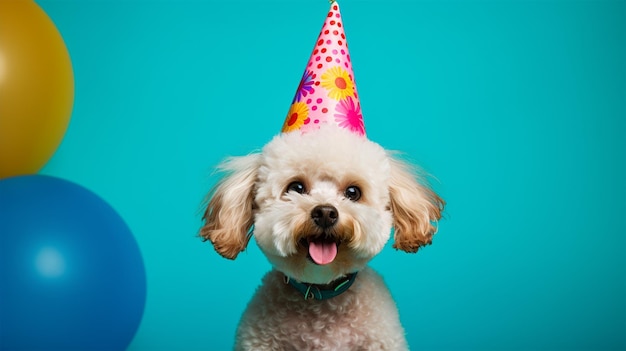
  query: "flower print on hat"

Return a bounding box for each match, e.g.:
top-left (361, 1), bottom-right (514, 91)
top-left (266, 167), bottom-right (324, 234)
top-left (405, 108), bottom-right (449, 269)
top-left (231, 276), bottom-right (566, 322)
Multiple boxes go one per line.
top-left (321, 66), bottom-right (355, 101)
top-left (282, 1), bottom-right (365, 136)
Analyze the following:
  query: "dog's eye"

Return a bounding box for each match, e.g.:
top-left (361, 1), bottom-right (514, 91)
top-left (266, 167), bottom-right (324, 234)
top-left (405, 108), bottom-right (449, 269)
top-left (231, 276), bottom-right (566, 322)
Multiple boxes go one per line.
top-left (344, 186), bottom-right (361, 202)
top-left (286, 181), bottom-right (306, 194)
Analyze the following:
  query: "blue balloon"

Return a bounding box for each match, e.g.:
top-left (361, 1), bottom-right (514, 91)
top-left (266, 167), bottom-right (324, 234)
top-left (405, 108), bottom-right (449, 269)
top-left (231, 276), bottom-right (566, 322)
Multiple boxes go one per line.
top-left (0, 175), bottom-right (146, 350)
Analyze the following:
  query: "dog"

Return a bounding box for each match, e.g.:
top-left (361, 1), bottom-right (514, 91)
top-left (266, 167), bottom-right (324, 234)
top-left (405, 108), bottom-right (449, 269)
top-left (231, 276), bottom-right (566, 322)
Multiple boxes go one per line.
top-left (200, 124), bottom-right (444, 350)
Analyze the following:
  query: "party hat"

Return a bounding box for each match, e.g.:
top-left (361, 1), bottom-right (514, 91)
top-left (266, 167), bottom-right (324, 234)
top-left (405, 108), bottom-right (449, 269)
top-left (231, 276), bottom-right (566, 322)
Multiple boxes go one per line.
top-left (282, 1), bottom-right (365, 136)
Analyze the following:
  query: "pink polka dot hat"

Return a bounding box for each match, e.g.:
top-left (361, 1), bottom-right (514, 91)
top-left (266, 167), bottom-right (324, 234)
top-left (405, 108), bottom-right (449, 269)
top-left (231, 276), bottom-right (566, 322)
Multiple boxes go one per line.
top-left (282, 0), bottom-right (365, 136)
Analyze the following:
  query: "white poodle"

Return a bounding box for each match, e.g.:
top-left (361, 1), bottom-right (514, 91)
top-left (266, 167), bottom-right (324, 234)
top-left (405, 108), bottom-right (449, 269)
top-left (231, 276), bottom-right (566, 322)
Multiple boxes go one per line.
top-left (201, 125), bottom-right (444, 350)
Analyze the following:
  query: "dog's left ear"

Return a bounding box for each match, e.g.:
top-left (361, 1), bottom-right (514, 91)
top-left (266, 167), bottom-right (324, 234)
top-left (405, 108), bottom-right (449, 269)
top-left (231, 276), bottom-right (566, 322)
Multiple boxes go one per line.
top-left (388, 157), bottom-right (445, 253)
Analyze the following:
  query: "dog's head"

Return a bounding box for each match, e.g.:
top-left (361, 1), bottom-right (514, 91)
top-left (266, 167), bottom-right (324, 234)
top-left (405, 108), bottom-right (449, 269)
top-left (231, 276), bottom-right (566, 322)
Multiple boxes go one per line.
top-left (201, 126), bottom-right (444, 284)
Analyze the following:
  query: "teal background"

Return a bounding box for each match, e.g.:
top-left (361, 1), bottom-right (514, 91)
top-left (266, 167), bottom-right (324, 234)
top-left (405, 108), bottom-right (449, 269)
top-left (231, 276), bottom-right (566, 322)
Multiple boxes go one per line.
top-left (34, 0), bottom-right (624, 349)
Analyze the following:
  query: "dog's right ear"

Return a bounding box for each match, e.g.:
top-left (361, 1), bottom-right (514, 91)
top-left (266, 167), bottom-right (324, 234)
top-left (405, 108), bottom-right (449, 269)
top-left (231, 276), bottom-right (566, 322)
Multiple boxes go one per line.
top-left (200, 154), bottom-right (260, 259)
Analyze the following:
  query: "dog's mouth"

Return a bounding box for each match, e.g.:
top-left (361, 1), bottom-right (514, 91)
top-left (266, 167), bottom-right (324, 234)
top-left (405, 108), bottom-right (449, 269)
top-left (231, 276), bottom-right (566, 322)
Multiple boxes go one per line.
top-left (300, 237), bottom-right (341, 265)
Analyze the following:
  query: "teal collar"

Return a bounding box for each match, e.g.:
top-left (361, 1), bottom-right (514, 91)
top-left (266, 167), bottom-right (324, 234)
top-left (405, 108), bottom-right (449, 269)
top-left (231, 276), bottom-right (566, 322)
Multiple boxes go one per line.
top-left (284, 272), bottom-right (358, 301)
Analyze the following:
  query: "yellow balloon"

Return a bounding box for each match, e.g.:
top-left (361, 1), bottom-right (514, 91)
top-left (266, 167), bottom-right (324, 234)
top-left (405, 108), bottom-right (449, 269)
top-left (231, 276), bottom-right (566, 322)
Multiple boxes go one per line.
top-left (0, 0), bottom-right (74, 179)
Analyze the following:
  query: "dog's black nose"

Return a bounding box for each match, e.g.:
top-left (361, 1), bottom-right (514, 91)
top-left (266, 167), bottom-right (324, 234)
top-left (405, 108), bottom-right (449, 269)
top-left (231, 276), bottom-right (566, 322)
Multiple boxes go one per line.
top-left (311, 205), bottom-right (338, 229)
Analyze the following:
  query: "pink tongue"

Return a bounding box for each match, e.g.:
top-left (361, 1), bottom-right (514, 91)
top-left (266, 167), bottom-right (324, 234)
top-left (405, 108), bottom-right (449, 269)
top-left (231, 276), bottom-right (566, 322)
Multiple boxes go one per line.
top-left (308, 241), bottom-right (337, 265)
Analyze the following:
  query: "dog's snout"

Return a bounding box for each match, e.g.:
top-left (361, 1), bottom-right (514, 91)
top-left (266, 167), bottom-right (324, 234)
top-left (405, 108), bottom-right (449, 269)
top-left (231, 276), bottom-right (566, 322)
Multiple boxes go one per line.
top-left (311, 205), bottom-right (338, 229)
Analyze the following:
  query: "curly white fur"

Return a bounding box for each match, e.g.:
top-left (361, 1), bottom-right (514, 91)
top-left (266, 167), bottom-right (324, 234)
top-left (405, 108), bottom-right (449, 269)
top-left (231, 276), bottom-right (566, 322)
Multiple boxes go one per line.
top-left (236, 268), bottom-right (407, 351)
top-left (201, 125), bottom-right (444, 350)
